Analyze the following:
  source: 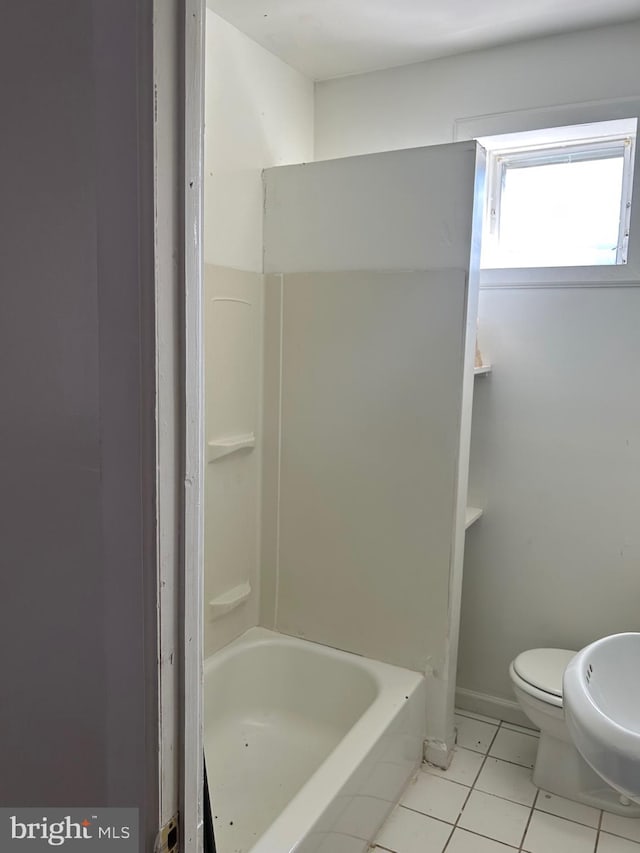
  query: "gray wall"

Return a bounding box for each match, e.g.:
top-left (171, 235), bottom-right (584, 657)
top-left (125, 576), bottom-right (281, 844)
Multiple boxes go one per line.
top-left (0, 2), bottom-right (158, 847)
top-left (461, 286), bottom-right (640, 700)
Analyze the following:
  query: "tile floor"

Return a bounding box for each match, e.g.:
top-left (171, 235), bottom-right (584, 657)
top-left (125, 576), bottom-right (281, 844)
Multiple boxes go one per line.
top-left (372, 710), bottom-right (640, 853)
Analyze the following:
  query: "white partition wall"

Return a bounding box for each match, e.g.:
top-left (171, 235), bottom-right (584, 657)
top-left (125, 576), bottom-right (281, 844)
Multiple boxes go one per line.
top-left (262, 142), bottom-right (485, 759)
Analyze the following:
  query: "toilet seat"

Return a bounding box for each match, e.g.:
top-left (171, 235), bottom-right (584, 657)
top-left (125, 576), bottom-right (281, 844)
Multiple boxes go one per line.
top-left (511, 648), bottom-right (575, 708)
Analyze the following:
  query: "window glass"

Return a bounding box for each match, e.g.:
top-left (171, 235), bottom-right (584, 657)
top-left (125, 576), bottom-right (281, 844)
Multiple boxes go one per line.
top-left (498, 155), bottom-right (625, 267)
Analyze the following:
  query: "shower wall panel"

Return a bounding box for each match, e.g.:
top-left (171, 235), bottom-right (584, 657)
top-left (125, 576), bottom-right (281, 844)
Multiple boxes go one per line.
top-left (273, 270), bottom-right (466, 672)
top-left (204, 264), bottom-right (263, 657)
top-left (262, 142), bottom-right (484, 754)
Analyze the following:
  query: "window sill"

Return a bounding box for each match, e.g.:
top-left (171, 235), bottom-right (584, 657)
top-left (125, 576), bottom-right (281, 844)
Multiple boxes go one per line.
top-left (479, 263), bottom-right (640, 289)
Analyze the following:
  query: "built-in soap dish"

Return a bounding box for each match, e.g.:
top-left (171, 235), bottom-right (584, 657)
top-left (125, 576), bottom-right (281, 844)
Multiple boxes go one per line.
top-left (207, 432), bottom-right (255, 464)
top-left (209, 582), bottom-right (251, 621)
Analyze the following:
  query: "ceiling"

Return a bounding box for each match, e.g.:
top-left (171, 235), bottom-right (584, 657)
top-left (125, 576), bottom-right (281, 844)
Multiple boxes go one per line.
top-left (206, 0), bottom-right (640, 81)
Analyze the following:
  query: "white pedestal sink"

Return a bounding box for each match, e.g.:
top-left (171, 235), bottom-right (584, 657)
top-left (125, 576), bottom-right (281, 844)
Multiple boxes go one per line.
top-left (563, 632), bottom-right (640, 804)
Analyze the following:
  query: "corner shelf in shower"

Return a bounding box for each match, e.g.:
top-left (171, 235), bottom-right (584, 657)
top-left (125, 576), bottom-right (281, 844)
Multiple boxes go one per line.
top-left (207, 432), bottom-right (256, 463)
top-left (474, 364), bottom-right (492, 376)
top-left (465, 506), bottom-right (483, 529)
top-left (210, 581), bottom-right (252, 621)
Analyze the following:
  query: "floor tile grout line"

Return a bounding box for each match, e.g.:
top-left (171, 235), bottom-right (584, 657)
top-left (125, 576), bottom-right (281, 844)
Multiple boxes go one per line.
top-left (419, 771), bottom-right (476, 791)
top-left (468, 751), bottom-right (537, 770)
top-left (401, 785), bottom-right (547, 831)
top-left (380, 715), bottom-right (639, 853)
top-left (533, 802), bottom-right (604, 831)
top-left (396, 803), bottom-right (459, 825)
top-left (455, 709), bottom-right (502, 724)
top-left (473, 789), bottom-right (540, 811)
top-left (434, 720), bottom-right (607, 834)
top-left (458, 719), bottom-right (538, 768)
top-left (437, 822), bottom-right (456, 853)
top-left (594, 806), bottom-right (604, 852)
top-left (440, 725), bottom-right (503, 852)
top-left (480, 719), bottom-right (539, 851)
top-left (472, 723), bottom-right (540, 812)
top-left (455, 709), bottom-right (539, 736)
top-left (457, 717), bottom-right (539, 742)
top-left (518, 788), bottom-right (540, 853)
top-left (443, 778), bottom-right (474, 847)
top-left (445, 825), bottom-right (522, 851)
top-left (501, 725), bottom-right (540, 735)
top-left (472, 720), bottom-right (504, 787)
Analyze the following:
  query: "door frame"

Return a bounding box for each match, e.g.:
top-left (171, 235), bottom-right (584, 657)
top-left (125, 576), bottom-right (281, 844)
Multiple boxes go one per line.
top-left (181, 0), bottom-right (206, 850)
top-left (154, 0), bottom-right (206, 850)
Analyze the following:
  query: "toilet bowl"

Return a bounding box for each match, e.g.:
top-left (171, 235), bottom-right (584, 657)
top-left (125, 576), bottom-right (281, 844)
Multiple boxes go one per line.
top-left (509, 648), bottom-right (640, 816)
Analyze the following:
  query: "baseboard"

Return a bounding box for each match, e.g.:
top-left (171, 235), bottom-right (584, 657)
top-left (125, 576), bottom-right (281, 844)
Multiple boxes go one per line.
top-left (455, 686), bottom-right (538, 730)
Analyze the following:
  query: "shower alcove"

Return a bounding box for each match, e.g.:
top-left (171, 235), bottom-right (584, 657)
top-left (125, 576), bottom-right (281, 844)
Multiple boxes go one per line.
top-left (204, 140), bottom-right (486, 852)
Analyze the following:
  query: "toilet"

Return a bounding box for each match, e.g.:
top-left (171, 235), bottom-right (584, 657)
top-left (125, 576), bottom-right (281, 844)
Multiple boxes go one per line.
top-left (509, 648), bottom-right (640, 816)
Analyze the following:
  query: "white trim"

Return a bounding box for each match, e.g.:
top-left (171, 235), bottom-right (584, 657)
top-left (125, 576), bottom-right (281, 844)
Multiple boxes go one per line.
top-left (182, 0), bottom-right (205, 851)
top-left (480, 267), bottom-right (640, 289)
top-left (154, 0), bottom-right (182, 836)
top-left (481, 131), bottom-right (635, 270)
top-left (453, 95), bottom-right (640, 143)
top-left (436, 144), bottom-right (487, 762)
top-left (455, 686), bottom-right (534, 729)
top-left (478, 117), bottom-right (637, 153)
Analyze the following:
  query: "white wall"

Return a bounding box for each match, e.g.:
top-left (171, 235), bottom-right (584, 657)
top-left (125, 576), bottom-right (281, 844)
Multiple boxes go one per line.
top-left (313, 21), bottom-right (640, 710)
top-left (205, 10), bottom-right (314, 272)
top-left (315, 21), bottom-right (640, 160)
top-left (203, 11), bottom-right (313, 656)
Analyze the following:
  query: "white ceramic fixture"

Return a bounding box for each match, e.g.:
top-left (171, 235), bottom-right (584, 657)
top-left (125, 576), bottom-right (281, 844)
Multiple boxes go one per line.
top-left (563, 632), bottom-right (640, 805)
top-left (204, 628), bottom-right (426, 853)
top-left (509, 647), bottom-right (640, 816)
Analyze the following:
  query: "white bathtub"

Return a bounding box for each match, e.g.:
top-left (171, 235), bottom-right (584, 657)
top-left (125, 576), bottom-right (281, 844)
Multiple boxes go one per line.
top-left (204, 627), bottom-right (426, 853)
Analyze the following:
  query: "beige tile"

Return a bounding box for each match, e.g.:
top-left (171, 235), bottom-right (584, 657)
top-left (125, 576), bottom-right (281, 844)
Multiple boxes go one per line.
top-left (597, 832), bottom-right (640, 852)
top-left (489, 728), bottom-right (538, 768)
top-left (446, 828), bottom-right (517, 853)
top-left (601, 813), bottom-right (640, 843)
top-left (502, 721), bottom-right (540, 736)
top-left (536, 790), bottom-right (600, 828)
top-left (475, 757), bottom-right (538, 806)
top-left (374, 805), bottom-right (452, 853)
top-left (458, 789), bottom-right (530, 847)
top-left (523, 810), bottom-right (597, 853)
top-left (401, 772), bottom-right (468, 823)
top-left (425, 747), bottom-right (484, 787)
top-left (455, 714), bottom-right (499, 754)
top-left (455, 708), bottom-right (501, 726)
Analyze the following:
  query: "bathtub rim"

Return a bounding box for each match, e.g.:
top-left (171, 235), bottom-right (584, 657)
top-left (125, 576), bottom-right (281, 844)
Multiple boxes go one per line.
top-left (204, 627), bottom-right (425, 852)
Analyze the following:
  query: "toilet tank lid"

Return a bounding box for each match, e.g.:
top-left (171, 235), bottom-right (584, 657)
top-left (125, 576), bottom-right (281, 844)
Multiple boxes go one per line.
top-left (513, 648), bottom-right (576, 697)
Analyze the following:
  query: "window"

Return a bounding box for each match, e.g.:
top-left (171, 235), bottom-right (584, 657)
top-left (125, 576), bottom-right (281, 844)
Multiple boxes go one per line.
top-left (480, 119), bottom-right (637, 269)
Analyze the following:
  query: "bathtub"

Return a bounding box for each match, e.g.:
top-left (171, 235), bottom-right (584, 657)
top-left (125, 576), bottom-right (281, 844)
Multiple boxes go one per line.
top-left (204, 627), bottom-right (426, 853)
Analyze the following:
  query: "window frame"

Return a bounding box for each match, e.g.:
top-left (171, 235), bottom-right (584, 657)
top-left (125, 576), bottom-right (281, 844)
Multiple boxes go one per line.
top-left (453, 100), bottom-right (640, 288)
top-left (483, 131), bottom-right (636, 270)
